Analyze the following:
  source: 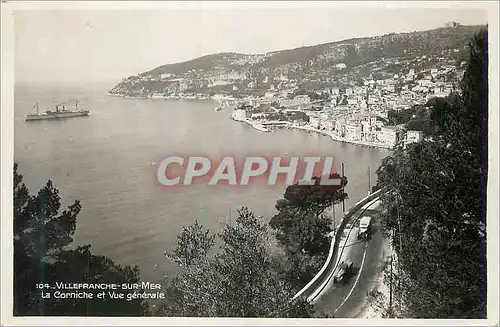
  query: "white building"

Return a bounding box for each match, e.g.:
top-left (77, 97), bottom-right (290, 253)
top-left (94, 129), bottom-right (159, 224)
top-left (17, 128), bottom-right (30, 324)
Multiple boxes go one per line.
top-left (309, 116), bottom-right (321, 129)
top-left (254, 98), bottom-right (274, 105)
top-left (384, 84), bottom-right (397, 93)
top-left (295, 95), bottom-right (311, 104)
top-left (347, 98), bottom-right (358, 106)
top-left (345, 122), bottom-right (361, 141)
top-left (361, 121), bottom-right (371, 140)
top-left (417, 79), bottom-right (433, 87)
top-left (279, 98), bottom-right (298, 107)
top-left (276, 74), bottom-right (289, 82)
top-left (378, 126), bottom-right (404, 147)
top-left (335, 63), bottom-right (347, 70)
top-left (231, 109), bottom-right (248, 122)
top-left (278, 94), bottom-right (310, 107)
top-left (226, 70), bottom-right (247, 80)
top-left (160, 73), bottom-right (174, 80)
top-left (334, 120), bottom-right (344, 134)
top-left (179, 81), bottom-right (189, 91)
top-left (412, 85), bottom-right (428, 93)
top-left (432, 89), bottom-right (450, 98)
top-left (405, 130), bottom-right (424, 145)
top-left (209, 80), bottom-right (232, 87)
top-left (320, 120), bottom-right (335, 131)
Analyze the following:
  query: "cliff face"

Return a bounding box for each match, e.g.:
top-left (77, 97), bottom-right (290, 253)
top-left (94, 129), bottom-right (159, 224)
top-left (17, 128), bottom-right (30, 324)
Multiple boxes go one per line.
top-left (109, 25), bottom-right (483, 97)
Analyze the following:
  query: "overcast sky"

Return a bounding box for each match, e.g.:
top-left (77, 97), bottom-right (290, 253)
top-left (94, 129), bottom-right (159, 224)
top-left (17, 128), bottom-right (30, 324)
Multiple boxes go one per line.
top-left (13, 3), bottom-right (489, 85)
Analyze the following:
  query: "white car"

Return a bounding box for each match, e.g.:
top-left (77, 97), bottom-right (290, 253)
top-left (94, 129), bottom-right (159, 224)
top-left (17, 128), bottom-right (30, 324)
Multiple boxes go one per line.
top-left (358, 216), bottom-right (372, 239)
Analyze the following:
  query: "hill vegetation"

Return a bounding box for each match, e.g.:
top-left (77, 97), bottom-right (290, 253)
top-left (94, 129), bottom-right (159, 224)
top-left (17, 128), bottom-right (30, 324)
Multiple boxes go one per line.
top-left (143, 52), bottom-right (247, 76)
top-left (111, 25), bottom-right (483, 97)
top-left (139, 25), bottom-right (479, 76)
top-left (371, 27), bottom-right (488, 318)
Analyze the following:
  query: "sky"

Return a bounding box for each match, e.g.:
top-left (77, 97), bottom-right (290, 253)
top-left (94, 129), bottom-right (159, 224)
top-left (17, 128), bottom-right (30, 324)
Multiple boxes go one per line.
top-left (12, 2), bottom-right (489, 86)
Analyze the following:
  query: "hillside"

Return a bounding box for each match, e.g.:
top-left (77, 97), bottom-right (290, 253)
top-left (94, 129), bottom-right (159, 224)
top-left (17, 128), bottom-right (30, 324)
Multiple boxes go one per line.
top-left (143, 52), bottom-right (248, 76)
top-left (109, 25), bottom-right (484, 97)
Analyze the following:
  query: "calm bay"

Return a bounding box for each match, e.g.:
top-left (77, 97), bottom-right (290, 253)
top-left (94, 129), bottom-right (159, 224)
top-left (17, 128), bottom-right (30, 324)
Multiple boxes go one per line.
top-left (14, 83), bottom-right (390, 283)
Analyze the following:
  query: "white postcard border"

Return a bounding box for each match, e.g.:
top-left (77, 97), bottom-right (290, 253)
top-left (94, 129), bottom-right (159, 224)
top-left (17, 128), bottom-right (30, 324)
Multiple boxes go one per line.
top-left (1, 1), bottom-right (498, 326)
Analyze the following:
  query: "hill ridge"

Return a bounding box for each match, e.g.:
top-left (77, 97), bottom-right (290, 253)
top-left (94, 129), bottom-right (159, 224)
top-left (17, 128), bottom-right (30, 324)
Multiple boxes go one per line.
top-left (110, 24), bottom-right (484, 97)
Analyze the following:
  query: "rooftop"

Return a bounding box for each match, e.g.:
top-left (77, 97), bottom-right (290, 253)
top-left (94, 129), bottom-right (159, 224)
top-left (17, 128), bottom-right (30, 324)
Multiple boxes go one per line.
top-left (381, 125), bottom-right (405, 131)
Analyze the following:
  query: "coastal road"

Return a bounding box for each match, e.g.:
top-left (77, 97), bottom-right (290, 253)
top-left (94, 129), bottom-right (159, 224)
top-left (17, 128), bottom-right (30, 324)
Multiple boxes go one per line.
top-left (312, 198), bottom-right (388, 318)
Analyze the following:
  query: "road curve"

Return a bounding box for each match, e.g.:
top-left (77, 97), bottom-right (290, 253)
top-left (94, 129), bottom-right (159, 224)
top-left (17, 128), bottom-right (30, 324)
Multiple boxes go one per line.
top-left (312, 198), bottom-right (387, 318)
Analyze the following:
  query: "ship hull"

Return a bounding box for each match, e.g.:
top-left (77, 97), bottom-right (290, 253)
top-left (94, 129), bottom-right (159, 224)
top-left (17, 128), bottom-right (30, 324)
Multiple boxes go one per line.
top-left (25, 111), bottom-right (89, 121)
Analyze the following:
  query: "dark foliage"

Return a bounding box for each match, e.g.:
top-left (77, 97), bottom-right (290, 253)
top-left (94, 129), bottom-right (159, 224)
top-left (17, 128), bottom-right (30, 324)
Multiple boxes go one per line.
top-left (158, 208), bottom-right (314, 317)
top-left (374, 28), bottom-right (487, 318)
top-left (13, 164), bottom-right (148, 316)
top-left (269, 174), bottom-right (348, 290)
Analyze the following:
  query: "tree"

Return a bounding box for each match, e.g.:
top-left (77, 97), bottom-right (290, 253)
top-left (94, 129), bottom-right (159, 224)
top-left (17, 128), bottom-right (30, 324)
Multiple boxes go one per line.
top-left (47, 246), bottom-right (147, 316)
top-left (376, 141), bottom-right (484, 318)
top-left (387, 106), bottom-right (419, 125)
top-left (269, 174), bottom-right (347, 290)
top-left (288, 111), bottom-right (310, 123)
top-left (13, 164), bottom-right (148, 316)
top-left (273, 238), bottom-right (326, 290)
top-left (456, 27), bottom-right (488, 164)
top-left (277, 174), bottom-right (348, 216)
top-left (271, 204), bottom-right (331, 257)
top-left (159, 222), bottom-right (218, 317)
top-left (387, 104), bottom-right (443, 137)
top-left (165, 220), bottom-right (215, 267)
top-left (374, 28), bottom-right (487, 318)
top-left (158, 208), bottom-right (314, 317)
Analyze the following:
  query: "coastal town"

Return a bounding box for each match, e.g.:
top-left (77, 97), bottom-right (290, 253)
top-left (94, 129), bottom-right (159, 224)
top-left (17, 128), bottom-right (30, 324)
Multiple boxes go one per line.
top-left (108, 24), bottom-right (472, 149)
top-left (225, 61), bottom-right (461, 149)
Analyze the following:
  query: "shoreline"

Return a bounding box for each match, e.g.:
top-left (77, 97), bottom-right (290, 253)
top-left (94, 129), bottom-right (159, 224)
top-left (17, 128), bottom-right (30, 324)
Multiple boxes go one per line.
top-left (231, 116), bottom-right (393, 150)
top-left (230, 116), bottom-right (271, 133)
top-left (109, 92), bottom-right (393, 150)
top-left (289, 125), bottom-right (393, 150)
top-left (107, 92), bottom-right (236, 101)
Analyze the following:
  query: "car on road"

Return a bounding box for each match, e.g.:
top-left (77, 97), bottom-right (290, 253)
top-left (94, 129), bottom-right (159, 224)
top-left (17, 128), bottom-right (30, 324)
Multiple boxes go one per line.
top-left (333, 260), bottom-right (353, 284)
top-left (357, 216), bottom-right (372, 239)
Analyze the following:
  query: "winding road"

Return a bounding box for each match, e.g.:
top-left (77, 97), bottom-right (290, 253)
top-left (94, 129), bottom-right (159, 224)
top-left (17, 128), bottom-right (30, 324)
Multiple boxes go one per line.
top-left (313, 198), bottom-right (389, 318)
